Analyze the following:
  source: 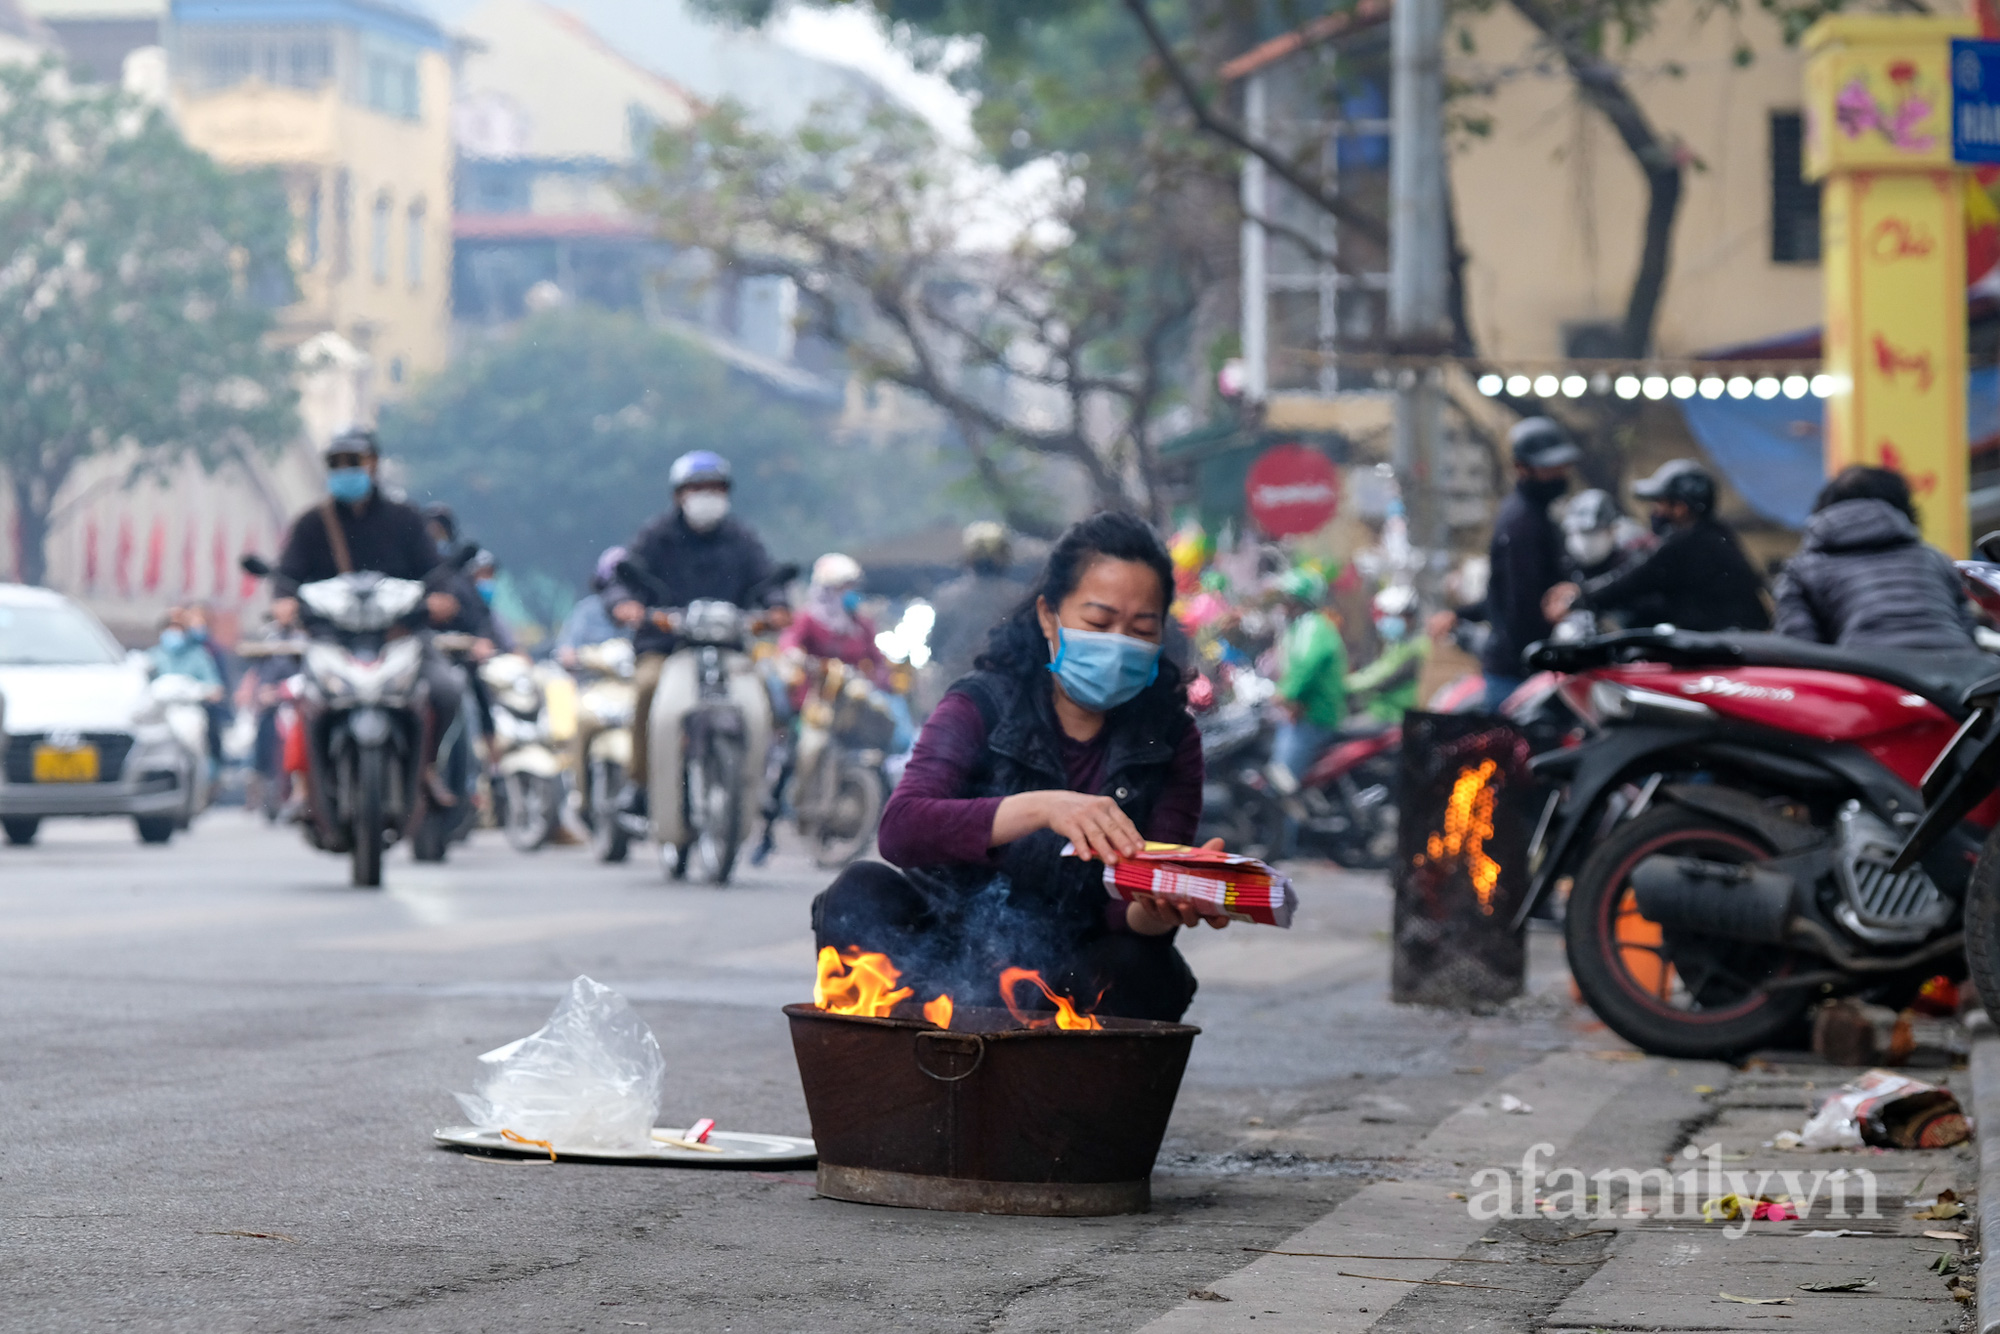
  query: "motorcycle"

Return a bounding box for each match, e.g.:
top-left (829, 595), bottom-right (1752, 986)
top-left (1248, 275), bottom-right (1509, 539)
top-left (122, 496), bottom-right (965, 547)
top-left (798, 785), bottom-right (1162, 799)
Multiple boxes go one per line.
top-left (570, 638), bottom-right (638, 863)
top-left (783, 656), bottom-right (898, 869)
top-left (146, 672), bottom-right (215, 827)
top-left (1193, 663), bottom-right (1400, 867)
top-left (618, 558), bottom-right (796, 885)
top-left (240, 555), bottom-right (471, 887)
top-left (1523, 624), bottom-right (1997, 1058)
top-left (1890, 539), bottom-right (2000, 1013)
top-left (480, 653), bottom-right (576, 852)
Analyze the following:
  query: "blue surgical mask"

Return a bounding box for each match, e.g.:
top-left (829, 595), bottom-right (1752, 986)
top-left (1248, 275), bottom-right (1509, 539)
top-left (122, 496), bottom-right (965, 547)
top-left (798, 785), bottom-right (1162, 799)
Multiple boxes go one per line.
top-left (1377, 616), bottom-right (1407, 642)
top-left (188, 626), bottom-right (209, 644)
top-left (436, 538), bottom-right (454, 558)
top-left (475, 578), bottom-right (495, 605)
top-left (159, 628), bottom-right (186, 651)
top-left (841, 590), bottom-right (863, 614)
top-left (327, 467), bottom-right (372, 504)
top-left (1047, 627), bottom-right (1160, 713)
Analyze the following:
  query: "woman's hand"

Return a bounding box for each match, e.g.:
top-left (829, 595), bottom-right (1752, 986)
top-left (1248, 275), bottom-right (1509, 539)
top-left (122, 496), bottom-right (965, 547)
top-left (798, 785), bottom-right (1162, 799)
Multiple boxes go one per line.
top-left (991, 790), bottom-right (1143, 863)
top-left (1125, 836), bottom-right (1232, 935)
top-left (1042, 792), bottom-right (1145, 864)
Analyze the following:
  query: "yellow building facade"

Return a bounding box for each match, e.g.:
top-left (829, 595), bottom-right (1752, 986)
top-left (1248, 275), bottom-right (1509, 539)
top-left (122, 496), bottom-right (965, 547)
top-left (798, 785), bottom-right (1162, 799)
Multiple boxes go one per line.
top-left (167, 0), bottom-right (454, 399)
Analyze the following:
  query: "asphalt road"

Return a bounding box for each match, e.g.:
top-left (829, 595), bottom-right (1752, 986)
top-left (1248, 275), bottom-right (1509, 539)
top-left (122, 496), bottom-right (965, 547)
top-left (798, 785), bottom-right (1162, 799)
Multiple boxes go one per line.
top-left (1, 810), bottom-right (1602, 1332)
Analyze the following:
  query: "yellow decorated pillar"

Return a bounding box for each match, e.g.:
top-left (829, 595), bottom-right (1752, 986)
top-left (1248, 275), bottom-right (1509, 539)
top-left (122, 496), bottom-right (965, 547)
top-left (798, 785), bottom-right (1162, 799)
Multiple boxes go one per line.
top-left (1805, 15), bottom-right (1977, 555)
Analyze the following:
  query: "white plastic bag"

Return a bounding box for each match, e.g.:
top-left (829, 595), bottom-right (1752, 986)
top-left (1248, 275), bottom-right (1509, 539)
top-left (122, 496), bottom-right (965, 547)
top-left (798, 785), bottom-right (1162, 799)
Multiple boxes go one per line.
top-left (454, 975), bottom-right (664, 1151)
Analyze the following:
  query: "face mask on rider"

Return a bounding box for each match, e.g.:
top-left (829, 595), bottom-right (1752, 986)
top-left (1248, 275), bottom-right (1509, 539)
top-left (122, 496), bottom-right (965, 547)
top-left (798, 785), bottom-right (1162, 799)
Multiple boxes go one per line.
top-left (475, 577), bottom-right (495, 605)
top-left (1376, 615), bottom-right (1408, 642)
top-left (681, 491), bottom-right (730, 532)
top-left (841, 590), bottom-right (863, 615)
top-left (1046, 627), bottom-right (1161, 713)
top-left (1566, 529), bottom-right (1617, 569)
top-left (159, 628), bottom-right (187, 652)
top-left (327, 467), bottom-right (372, 504)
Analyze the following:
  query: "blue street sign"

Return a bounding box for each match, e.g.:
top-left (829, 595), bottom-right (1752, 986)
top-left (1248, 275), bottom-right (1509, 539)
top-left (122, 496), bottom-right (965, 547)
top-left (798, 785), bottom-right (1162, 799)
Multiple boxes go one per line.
top-left (1954, 39), bottom-right (2000, 164)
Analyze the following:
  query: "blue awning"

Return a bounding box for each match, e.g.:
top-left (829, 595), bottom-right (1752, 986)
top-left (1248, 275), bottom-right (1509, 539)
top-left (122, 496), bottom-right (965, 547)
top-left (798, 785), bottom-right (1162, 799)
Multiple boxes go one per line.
top-left (1677, 367), bottom-right (2000, 528)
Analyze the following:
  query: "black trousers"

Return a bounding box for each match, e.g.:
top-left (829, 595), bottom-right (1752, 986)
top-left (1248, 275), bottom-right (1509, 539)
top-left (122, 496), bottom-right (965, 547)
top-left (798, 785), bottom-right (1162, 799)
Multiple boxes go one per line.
top-left (812, 861), bottom-right (1198, 1023)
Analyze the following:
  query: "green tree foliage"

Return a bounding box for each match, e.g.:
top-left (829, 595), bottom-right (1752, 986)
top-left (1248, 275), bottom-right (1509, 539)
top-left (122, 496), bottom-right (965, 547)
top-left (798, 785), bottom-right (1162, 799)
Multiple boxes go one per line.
top-left (0, 59), bottom-right (299, 585)
top-left (382, 307), bottom-right (970, 612)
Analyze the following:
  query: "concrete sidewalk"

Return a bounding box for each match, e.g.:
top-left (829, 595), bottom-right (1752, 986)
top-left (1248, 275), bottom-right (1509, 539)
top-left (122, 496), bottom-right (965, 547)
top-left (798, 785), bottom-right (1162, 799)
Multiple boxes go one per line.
top-left (1145, 1050), bottom-right (1979, 1332)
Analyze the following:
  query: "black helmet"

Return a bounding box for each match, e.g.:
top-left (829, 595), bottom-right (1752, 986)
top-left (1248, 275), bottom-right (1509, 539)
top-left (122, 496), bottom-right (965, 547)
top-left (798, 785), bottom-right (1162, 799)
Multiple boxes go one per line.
top-left (1632, 458), bottom-right (1717, 515)
top-left (422, 502), bottom-right (457, 538)
top-left (1508, 417), bottom-right (1580, 468)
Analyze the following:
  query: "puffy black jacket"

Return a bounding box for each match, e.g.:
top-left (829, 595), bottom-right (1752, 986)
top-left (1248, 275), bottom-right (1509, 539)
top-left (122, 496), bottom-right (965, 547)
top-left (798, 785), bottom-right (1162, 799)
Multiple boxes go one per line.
top-left (625, 510), bottom-right (781, 656)
top-left (1575, 515), bottom-right (1770, 632)
top-left (1774, 498), bottom-right (1976, 650)
top-left (1466, 482), bottom-right (1567, 677)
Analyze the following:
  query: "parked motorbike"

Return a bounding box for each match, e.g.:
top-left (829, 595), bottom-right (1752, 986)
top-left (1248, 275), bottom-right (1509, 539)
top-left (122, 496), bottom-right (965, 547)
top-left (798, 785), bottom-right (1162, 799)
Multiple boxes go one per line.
top-left (617, 559), bottom-right (796, 885)
top-left (1891, 540), bottom-right (2000, 1014)
top-left (570, 638), bottom-right (637, 863)
top-left (240, 555), bottom-right (460, 887)
top-left (1523, 624), bottom-right (1997, 1058)
top-left (481, 653), bottom-right (576, 852)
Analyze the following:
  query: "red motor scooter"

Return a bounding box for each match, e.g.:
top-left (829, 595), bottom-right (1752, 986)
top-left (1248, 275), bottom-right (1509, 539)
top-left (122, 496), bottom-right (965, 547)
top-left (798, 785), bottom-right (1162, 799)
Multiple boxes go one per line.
top-left (1522, 624), bottom-right (2000, 1058)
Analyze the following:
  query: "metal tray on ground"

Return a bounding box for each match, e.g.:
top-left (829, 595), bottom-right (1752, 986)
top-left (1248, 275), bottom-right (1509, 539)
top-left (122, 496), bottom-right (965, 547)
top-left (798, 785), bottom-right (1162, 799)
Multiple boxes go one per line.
top-left (432, 1125), bottom-right (816, 1167)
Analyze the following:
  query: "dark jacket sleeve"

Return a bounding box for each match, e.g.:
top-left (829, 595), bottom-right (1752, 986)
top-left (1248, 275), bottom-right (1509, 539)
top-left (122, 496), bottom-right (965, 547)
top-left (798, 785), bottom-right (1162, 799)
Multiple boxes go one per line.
top-left (1936, 547), bottom-right (1980, 636)
top-left (1485, 503), bottom-right (1560, 657)
top-left (1577, 533), bottom-right (1681, 614)
top-left (274, 509), bottom-right (327, 598)
top-left (735, 527), bottom-right (781, 608)
top-left (1771, 558), bottom-right (1827, 642)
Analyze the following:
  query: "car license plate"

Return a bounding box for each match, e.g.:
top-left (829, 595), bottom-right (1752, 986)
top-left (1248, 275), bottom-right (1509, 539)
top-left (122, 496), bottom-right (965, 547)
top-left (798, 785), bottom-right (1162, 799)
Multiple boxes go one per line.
top-left (33, 744), bottom-right (99, 783)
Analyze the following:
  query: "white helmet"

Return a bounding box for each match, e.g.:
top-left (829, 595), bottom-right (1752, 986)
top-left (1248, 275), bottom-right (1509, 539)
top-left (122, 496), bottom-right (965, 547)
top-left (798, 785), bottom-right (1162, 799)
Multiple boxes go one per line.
top-left (811, 552), bottom-right (863, 589)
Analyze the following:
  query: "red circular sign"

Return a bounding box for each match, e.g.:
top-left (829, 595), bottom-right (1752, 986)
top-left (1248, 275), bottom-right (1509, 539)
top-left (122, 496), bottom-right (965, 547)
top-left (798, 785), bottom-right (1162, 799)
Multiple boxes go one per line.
top-left (1245, 443), bottom-right (1341, 536)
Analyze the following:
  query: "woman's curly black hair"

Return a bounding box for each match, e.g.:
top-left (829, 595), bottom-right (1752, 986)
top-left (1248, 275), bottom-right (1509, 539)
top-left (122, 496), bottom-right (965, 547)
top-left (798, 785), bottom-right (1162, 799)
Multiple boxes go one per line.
top-left (973, 510), bottom-right (1186, 706)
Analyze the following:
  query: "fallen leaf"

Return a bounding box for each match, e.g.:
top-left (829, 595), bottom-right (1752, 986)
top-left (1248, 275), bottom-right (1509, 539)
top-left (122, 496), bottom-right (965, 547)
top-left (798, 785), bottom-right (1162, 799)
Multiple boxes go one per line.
top-left (1188, 1290), bottom-right (1231, 1302)
top-left (1448, 1191), bottom-right (1467, 1201)
top-left (1951, 1284), bottom-right (1976, 1304)
top-left (1797, 1276), bottom-right (1875, 1292)
top-left (1913, 1200), bottom-right (1967, 1221)
top-left (1924, 1230), bottom-right (1970, 1242)
top-left (1720, 1291), bottom-right (1794, 1306)
top-left (1693, 1084), bottom-right (1715, 1094)
top-left (1929, 1253), bottom-right (1961, 1276)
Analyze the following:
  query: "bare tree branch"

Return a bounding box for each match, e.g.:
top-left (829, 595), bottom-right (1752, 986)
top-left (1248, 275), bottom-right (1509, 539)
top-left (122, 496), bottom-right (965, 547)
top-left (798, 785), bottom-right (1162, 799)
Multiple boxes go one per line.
top-left (1507, 0), bottom-right (1683, 357)
top-left (1121, 0), bottom-right (1391, 249)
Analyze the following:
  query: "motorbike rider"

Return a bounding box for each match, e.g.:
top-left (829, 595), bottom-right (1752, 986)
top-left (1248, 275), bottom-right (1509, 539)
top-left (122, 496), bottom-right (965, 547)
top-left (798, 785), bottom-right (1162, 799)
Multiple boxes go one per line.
top-left (1774, 464), bottom-right (1978, 650)
top-left (1433, 417), bottom-right (1578, 712)
top-left (554, 546), bottom-right (632, 668)
top-left (1271, 567), bottom-right (1349, 780)
top-left (1545, 459), bottom-right (1770, 632)
top-left (927, 522), bottom-right (1027, 687)
top-left (1344, 586), bottom-right (1429, 725)
top-left (612, 450), bottom-right (790, 819)
top-left (272, 428), bottom-right (468, 803)
top-left (781, 553), bottom-right (885, 678)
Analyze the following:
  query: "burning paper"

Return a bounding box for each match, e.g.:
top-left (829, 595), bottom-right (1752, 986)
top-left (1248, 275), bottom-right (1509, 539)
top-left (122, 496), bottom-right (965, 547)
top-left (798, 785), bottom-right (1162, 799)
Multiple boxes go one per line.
top-left (1068, 841), bottom-right (1297, 928)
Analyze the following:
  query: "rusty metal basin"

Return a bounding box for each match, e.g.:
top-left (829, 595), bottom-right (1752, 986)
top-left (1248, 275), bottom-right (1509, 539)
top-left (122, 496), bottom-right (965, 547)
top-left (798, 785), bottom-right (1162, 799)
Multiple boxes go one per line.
top-left (784, 1003), bottom-right (1199, 1217)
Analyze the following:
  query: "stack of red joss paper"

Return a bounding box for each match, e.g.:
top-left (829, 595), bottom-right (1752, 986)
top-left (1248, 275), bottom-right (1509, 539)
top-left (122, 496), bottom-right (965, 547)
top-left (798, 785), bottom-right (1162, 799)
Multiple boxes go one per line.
top-left (1076, 841), bottom-right (1297, 928)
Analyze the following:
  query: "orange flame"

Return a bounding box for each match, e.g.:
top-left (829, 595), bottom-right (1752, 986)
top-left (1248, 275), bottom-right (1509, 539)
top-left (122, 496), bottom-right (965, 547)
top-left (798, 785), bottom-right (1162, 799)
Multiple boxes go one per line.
top-left (922, 994), bottom-right (954, 1028)
top-left (815, 946), bottom-right (913, 1017)
top-left (1423, 758), bottom-right (1502, 913)
top-left (999, 967), bottom-right (1103, 1030)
